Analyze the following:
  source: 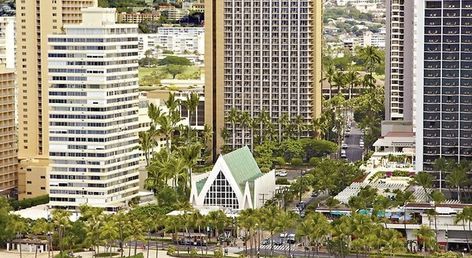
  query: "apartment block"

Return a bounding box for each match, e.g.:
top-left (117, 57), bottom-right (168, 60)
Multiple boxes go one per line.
top-left (0, 68), bottom-right (17, 196)
top-left (205, 0), bottom-right (323, 156)
top-left (15, 0), bottom-right (97, 200)
top-left (47, 8), bottom-right (141, 210)
top-left (385, 0), bottom-right (415, 121)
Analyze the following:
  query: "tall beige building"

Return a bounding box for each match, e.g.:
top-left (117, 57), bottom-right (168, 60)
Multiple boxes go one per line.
top-left (16, 0), bottom-right (97, 199)
top-left (0, 67), bottom-right (17, 196)
top-left (205, 0), bottom-right (323, 157)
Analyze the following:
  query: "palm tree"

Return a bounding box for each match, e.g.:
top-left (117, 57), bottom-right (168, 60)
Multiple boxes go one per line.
top-left (183, 92), bottom-right (200, 142)
top-left (294, 114), bottom-right (306, 140)
top-left (138, 131), bottom-right (156, 167)
top-left (310, 212), bottom-right (331, 257)
top-left (278, 113), bottom-right (290, 142)
top-left (51, 209), bottom-right (72, 256)
top-left (207, 210), bottom-right (228, 242)
top-left (80, 205), bottom-right (105, 255)
top-left (322, 65), bottom-right (336, 99)
top-left (455, 207), bottom-right (472, 252)
top-left (145, 149), bottom-right (172, 196)
top-left (344, 66), bottom-right (359, 99)
top-left (325, 197), bottom-right (340, 214)
top-left (296, 214), bottom-right (314, 257)
top-left (227, 107), bottom-right (240, 147)
top-left (411, 172), bottom-right (434, 201)
top-left (433, 157), bottom-right (448, 193)
top-left (238, 209), bottom-right (259, 257)
top-left (170, 155), bottom-right (189, 190)
top-left (10, 215), bottom-right (27, 258)
top-left (148, 103), bottom-right (162, 125)
top-left (240, 111), bottom-right (252, 147)
top-left (446, 165), bottom-right (468, 202)
top-left (179, 143), bottom-right (202, 195)
top-left (157, 115), bottom-right (175, 151)
top-left (415, 225), bottom-right (437, 252)
top-left (114, 211), bottom-right (132, 257)
top-left (430, 190), bottom-right (445, 242)
top-left (100, 215), bottom-right (119, 257)
top-left (259, 205), bottom-right (284, 256)
top-left (332, 71), bottom-right (346, 96)
top-left (257, 110), bottom-right (271, 144)
top-left (358, 46), bottom-right (382, 78)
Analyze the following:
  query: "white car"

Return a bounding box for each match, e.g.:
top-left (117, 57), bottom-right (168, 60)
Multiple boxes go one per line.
top-left (340, 150), bottom-right (347, 158)
top-left (276, 170), bottom-right (288, 177)
top-left (342, 143), bottom-right (348, 149)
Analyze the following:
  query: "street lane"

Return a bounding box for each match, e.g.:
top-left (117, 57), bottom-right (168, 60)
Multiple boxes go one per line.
top-left (344, 125), bottom-right (363, 162)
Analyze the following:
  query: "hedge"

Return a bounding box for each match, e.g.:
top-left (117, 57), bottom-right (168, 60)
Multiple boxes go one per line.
top-left (9, 195), bottom-right (49, 210)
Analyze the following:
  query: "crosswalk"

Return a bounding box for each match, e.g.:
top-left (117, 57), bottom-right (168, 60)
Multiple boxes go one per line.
top-left (258, 244), bottom-right (294, 251)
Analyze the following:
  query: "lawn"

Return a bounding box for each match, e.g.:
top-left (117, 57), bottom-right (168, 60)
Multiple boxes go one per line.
top-left (139, 66), bottom-right (203, 88)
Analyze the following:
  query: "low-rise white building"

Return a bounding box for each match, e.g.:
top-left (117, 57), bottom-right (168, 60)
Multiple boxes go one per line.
top-left (190, 146), bottom-right (276, 210)
top-left (138, 27), bottom-right (204, 58)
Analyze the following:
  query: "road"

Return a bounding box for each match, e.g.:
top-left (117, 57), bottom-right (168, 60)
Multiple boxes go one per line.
top-left (344, 125), bottom-right (363, 162)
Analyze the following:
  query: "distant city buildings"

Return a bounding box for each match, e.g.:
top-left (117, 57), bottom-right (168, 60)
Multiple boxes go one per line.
top-left (205, 0), bottom-right (323, 156)
top-left (117, 11), bottom-right (161, 24)
top-left (138, 27), bottom-right (204, 58)
top-left (16, 0), bottom-right (97, 200)
top-left (47, 8), bottom-right (140, 210)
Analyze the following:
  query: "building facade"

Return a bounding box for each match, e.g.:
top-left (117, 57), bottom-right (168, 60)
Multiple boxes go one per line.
top-left (385, 0), bottom-right (415, 121)
top-left (47, 8), bottom-right (140, 210)
top-left (205, 0), bottom-right (323, 157)
top-left (0, 17), bottom-right (15, 69)
top-left (16, 0), bottom-right (97, 199)
top-left (0, 68), bottom-right (17, 196)
top-left (415, 0), bottom-right (472, 186)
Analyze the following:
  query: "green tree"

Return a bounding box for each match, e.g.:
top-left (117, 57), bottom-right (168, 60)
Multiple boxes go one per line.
top-left (254, 141), bottom-right (275, 173)
top-left (415, 225), bottom-right (437, 252)
top-left (238, 209), bottom-right (259, 257)
top-left (80, 205), bottom-right (105, 254)
top-left (433, 157), bottom-right (448, 192)
top-left (411, 172), bottom-right (434, 201)
top-left (446, 161), bottom-right (470, 202)
top-left (164, 64), bottom-right (187, 79)
top-left (138, 130), bottom-right (156, 167)
top-left (100, 215), bottom-right (119, 256)
top-left (179, 143), bottom-right (202, 196)
top-left (455, 207), bottom-right (472, 252)
top-left (183, 92), bottom-right (200, 142)
top-left (51, 209), bottom-right (72, 256)
top-left (158, 56), bottom-right (192, 66)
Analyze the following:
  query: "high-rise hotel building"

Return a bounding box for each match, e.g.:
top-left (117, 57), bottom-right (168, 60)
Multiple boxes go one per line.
top-left (416, 0), bottom-right (472, 184)
top-left (16, 0), bottom-right (97, 199)
top-left (47, 8), bottom-right (140, 209)
top-left (385, 0), bottom-right (415, 121)
top-left (205, 0), bottom-right (323, 156)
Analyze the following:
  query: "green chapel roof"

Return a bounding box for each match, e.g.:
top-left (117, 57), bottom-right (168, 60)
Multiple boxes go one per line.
top-left (222, 146), bottom-right (264, 189)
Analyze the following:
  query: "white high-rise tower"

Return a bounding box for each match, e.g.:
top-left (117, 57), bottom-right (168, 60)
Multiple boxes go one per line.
top-left (47, 8), bottom-right (140, 210)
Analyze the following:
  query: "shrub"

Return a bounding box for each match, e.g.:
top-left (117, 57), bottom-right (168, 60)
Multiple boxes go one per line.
top-left (273, 156), bottom-right (286, 166)
top-left (214, 248), bottom-right (223, 258)
top-left (309, 157), bottom-right (320, 166)
top-left (167, 246), bottom-right (176, 255)
top-left (291, 158), bottom-right (303, 166)
top-left (10, 195), bottom-right (49, 210)
top-left (190, 248), bottom-right (198, 257)
top-left (275, 178), bottom-right (289, 185)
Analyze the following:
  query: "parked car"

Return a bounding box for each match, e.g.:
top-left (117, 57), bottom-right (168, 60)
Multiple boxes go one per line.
top-left (262, 239), bottom-right (270, 245)
top-left (340, 150), bottom-right (347, 158)
top-left (342, 143), bottom-right (348, 149)
top-left (311, 191), bottom-right (318, 198)
top-left (276, 170), bottom-right (287, 177)
top-left (274, 239), bottom-right (284, 245)
top-left (287, 234), bottom-right (296, 244)
top-left (280, 232), bottom-right (288, 239)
